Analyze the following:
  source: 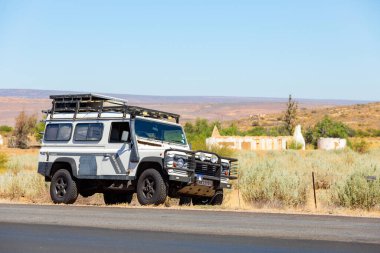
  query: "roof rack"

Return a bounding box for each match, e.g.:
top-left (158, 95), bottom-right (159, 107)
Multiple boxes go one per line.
top-left (44, 93), bottom-right (180, 123)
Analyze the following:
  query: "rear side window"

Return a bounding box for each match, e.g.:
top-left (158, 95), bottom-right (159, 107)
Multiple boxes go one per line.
top-left (74, 123), bottom-right (103, 141)
top-left (44, 124), bottom-right (72, 141)
top-left (109, 122), bottom-right (130, 143)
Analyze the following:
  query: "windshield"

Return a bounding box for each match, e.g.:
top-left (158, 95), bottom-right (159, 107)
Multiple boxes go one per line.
top-left (135, 118), bottom-right (187, 145)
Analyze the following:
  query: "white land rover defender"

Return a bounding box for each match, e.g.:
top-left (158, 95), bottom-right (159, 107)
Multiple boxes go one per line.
top-left (38, 94), bottom-right (238, 206)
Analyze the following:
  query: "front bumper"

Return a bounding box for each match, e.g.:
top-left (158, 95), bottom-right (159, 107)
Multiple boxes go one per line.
top-left (164, 149), bottom-right (238, 189)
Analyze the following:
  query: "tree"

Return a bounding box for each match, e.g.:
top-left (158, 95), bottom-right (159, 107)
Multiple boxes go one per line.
top-left (11, 111), bottom-right (37, 149)
top-left (283, 94), bottom-right (298, 135)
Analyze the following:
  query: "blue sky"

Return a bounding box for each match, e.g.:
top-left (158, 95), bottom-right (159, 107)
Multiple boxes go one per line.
top-left (0, 0), bottom-right (379, 100)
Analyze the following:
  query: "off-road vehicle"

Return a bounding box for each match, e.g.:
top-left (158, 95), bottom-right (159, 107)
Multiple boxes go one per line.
top-left (37, 94), bottom-right (238, 206)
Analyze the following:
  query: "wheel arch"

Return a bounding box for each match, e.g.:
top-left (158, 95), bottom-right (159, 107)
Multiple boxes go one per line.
top-left (48, 157), bottom-right (78, 180)
top-left (135, 157), bottom-right (165, 180)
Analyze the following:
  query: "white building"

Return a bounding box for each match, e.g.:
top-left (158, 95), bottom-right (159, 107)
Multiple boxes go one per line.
top-left (318, 138), bottom-right (347, 150)
top-left (206, 126), bottom-right (290, 151)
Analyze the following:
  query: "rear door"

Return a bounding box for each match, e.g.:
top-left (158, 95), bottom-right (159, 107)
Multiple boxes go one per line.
top-left (100, 121), bottom-right (131, 176)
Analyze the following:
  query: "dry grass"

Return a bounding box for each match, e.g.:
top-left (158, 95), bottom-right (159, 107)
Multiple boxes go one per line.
top-left (0, 153), bottom-right (48, 202)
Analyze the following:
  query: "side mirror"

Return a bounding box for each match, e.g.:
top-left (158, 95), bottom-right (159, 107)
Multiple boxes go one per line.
top-left (121, 131), bottom-right (129, 142)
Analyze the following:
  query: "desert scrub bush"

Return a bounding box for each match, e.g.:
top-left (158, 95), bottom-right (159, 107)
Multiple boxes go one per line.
top-left (334, 168), bottom-right (380, 209)
top-left (0, 171), bottom-right (47, 201)
top-left (237, 148), bottom-right (380, 209)
top-left (0, 153), bottom-right (8, 173)
top-left (239, 152), bottom-right (307, 207)
top-left (0, 153), bottom-right (46, 201)
top-left (6, 154), bottom-right (38, 173)
top-left (207, 145), bottom-right (235, 158)
top-left (349, 139), bottom-right (370, 154)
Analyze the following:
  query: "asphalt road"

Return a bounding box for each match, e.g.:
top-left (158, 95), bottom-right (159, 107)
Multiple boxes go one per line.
top-left (0, 204), bottom-right (379, 253)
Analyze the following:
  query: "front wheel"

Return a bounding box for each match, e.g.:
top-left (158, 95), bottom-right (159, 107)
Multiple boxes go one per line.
top-left (50, 169), bottom-right (78, 204)
top-left (136, 169), bottom-right (167, 205)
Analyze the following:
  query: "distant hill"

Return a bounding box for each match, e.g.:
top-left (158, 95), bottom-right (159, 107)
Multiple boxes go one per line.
top-left (233, 102), bottom-right (380, 131)
top-left (0, 88), bottom-right (370, 105)
top-left (0, 88), bottom-right (374, 126)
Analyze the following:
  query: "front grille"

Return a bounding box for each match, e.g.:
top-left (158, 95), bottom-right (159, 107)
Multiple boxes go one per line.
top-left (194, 162), bottom-right (220, 177)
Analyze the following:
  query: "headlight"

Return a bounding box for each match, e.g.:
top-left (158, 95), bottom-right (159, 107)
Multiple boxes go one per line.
top-left (210, 155), bottom-right (218, 163)
top-left (199, 152), bottom-right (206, 161)
top-left (165, 153), bottom-right (188, 169)
top-left (175, 158), bottom-right (185, 168)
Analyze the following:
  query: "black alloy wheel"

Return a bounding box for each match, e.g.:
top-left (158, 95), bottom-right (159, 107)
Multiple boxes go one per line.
top-left (137, 169), bottom-right (167, 205)
top-left (50, 169), bottom-right (78, 204)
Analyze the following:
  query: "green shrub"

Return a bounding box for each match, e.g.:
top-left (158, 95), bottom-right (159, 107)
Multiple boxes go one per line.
top-left (315, 116), bottom-right (354, 138)
top-left (245, 126), bottom-right (287, 137)
top-left (34, 119), bottom-right (46, 141)
top-left (306, 116), bottom-right (354, 147)
top-left (220, 123), bottom-right (243, 136)
top-left (0, 125), bottom-right (13, 133)
top-left (288, 141), bottom-right (303, 150)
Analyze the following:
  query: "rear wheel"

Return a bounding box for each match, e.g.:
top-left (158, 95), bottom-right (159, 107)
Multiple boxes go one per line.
top-left (179, 196), bottom-right (192, 206)
top-left (137, 169), bottom-right (167, 205)
top-left (192, 197), bottom-right (211, 205)
top-left (103, 192), bottom-right (133, 205)
top-left (50, 169), bottom-right (78, 204)
top-left (210, 190), bottom-right (223, 205)
top-left (192, 190), bottom-right (223, 206)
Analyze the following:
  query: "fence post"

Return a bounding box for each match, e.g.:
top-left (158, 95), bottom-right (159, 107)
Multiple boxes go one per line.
top-left (312, 172), bottom-right (317, 209)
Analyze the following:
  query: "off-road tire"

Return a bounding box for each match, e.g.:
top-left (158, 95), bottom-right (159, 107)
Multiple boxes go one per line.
top-left (137, 169), bottom-right (167, 205)
top-left (192, 190), bottom-right (224, 206)
top-left (192, 197), bottom-right (211, 205)
top-left (179, 196), bottom-right (192, 206)
top-left (210, 190), bottom-right (223, 205)
top-left (50, 169), bottom-right (78, 204)
top-left (103, 192), bottom-right (133, 205)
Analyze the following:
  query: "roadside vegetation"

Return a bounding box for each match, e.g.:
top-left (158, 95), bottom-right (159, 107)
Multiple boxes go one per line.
top-left (0, 153), bottom-right (47, 202)
top-left (238, 148), bottom-right (380, 210)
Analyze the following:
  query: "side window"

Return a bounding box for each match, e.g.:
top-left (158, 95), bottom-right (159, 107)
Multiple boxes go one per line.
top-left (109, 122), bottom-right (130, 143)
top-left (44, 124), bottom-right (72, 141)
top-left (74, 123), bottom-right (103, 141)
